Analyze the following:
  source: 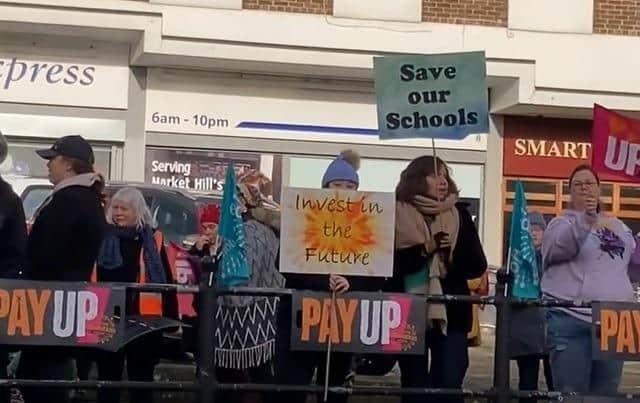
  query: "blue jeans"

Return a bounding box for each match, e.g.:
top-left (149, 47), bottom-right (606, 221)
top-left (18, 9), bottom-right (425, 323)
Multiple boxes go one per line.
top-left (546, 310), bottom-right (623, 394)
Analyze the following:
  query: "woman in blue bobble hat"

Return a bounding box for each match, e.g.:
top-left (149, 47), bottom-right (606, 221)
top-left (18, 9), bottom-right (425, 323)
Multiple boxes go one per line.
top-left (321, 149), bottom-right (360, 190)
top-left (276, 150), bottom-right (381, 403)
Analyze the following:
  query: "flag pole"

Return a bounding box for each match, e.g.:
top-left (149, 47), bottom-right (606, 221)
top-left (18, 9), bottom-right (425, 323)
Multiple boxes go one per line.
top-left (431, 137), bottom-right (446, 235)
top-left (323, 289), bottom-right (337, 402)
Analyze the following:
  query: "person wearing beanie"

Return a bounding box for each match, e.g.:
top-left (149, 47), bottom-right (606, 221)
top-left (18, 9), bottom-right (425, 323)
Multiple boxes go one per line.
top-left (509, 211), bottom-right (553, 403)
top-left (321, 150), bottom-right (360, 190)
top-left (189, 204), bottom-right (221, 258)
top-left (0, 132), bottom-right (27, 403)
top-left (275, 149), bottom-right (380, 403)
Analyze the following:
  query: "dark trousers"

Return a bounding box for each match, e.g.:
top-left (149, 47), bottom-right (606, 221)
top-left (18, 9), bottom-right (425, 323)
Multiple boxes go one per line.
top-left (275, 306), bottom-right (353, 403)
top-left (216, 364), bottom-right (274, 403)
top-left (76, 357), bottom-right (93, 381)
top-left (276, 350), bottom-right (352, 403)
top-left (398, 329), bottom-right (469, 403)
top-left (0, 350), bottom-right (10, 403)
top-left (17, 349), bottom-right (73, 403)
top-left (516, 355), bottom-right (554, 402)
top-left (95, 335), bottom-right (161, 403)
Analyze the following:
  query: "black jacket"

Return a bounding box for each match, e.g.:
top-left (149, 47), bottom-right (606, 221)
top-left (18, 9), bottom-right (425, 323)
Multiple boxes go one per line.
top-left (0, 177), bottom-right (27, 278)
top-left (389, 202), bottom-right (487, 333)
top-left (26, 185), bottom-right (106, 282)
top-left (96, 232), bottom-right (179, 319)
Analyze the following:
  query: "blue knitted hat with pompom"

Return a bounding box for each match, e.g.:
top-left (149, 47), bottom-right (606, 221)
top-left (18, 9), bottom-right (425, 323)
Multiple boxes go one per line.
top-left (322, 156), bottom-right (359, 188)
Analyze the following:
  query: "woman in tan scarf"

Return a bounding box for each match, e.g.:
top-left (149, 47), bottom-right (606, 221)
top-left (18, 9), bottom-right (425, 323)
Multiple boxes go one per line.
top-left (390, 156), bottom-right (487, 403)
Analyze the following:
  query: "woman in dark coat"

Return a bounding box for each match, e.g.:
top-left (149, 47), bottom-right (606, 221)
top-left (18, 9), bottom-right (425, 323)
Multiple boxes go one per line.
top-left (391, 155), bottom-right (487, 403)
top-left (509, 212), bottom-right (553, 402)
top-left (19, 135), bottom-right (106, 403)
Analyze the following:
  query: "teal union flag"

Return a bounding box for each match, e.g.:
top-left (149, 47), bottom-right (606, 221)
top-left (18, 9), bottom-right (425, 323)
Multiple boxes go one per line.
top-left (217, 163), bottom-right (249, 289)
top-left (508, 181), bottom-right (540, 299)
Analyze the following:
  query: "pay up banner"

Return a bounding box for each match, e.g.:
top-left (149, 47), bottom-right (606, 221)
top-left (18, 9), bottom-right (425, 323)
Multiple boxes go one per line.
top-left (279, 187), bottom-right (395, 277)
top-left (0, 280), bottom-right (126, 351)
top-left (374, 51), bottom-right (489, 139)
top-left (592, 104), bottom-right (640, 182)
top-left (291, 291), bottom-right (426, 354)
top-left (593, 302), bottom-right (640, 361)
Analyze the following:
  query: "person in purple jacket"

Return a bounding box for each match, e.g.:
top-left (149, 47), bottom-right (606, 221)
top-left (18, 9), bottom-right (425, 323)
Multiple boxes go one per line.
top-left (542, 164), bottom-right (637, 395)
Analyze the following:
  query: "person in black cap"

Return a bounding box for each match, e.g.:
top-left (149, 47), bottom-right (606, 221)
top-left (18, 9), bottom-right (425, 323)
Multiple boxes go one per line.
top-left (17, 135), bottom-right (106, 403)
top-left (0, 132), bottom-right (27, 403)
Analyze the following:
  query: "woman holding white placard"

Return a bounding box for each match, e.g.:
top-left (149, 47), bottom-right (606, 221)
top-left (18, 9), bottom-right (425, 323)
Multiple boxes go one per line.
top-left (275, 150), bottom-right (383, 403)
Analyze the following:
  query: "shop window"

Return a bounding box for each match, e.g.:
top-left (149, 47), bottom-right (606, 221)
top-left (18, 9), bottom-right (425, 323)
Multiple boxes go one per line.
top-left (1, 141), bottom-right (112, 197)
top-left (503, 176), bottom-right (640, 262)
top-left (144, 147), bottom-right (282, 201)
top-left (504, 179), bottom-right (558, 210)
top-left (288, 156), bottom-right (483, 198)
top-left (287, 156), bottom-right (484, 236)
top-left (619, 185), bottom-right (640, 214)
top-left (501, 204), bottom-right (555, 265)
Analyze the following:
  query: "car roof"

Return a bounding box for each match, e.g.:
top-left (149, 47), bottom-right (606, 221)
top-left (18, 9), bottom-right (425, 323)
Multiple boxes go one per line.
top-left (21, 180), bottom-right (223, 201)
top-left (107, 181), bottom-right (223, 200)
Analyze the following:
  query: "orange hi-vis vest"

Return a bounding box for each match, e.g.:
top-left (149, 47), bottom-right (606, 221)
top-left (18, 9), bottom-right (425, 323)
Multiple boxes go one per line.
top-left (91, 231), bottom-right (165, 316)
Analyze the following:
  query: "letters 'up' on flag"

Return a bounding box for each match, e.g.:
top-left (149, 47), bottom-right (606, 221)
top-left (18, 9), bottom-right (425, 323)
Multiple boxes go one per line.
top-left (508, 181), bottom-right (540, 299)
top-left (217, 163), bottom-right (249, 289)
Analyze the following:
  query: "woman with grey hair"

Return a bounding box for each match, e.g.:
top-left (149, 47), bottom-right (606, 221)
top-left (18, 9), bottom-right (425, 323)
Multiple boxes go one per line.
top-left (93, 187), bottom-right (177, 403)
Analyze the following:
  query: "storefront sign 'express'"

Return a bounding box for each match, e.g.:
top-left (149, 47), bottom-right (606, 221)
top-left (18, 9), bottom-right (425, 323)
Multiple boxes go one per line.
top-left (0, 57), bottom-right (95, 89)
top-left (0, 47), bottom-right (129, 109)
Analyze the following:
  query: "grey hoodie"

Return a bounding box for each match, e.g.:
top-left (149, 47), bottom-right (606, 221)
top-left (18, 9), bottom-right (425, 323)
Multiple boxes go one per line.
top-left (541, 210), bottom-right (637, 322)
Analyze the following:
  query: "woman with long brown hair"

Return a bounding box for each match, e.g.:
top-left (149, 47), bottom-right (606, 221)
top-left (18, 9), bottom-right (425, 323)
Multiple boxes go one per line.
top-left (391, 155), bottom-right (487, 403)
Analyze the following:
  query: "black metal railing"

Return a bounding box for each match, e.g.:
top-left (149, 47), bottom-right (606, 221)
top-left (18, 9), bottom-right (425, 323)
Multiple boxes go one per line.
top-left (2, 272), bottom-right (636, 403)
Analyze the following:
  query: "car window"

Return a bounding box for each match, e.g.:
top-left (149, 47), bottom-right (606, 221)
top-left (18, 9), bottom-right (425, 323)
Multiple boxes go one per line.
top-left (22, 187), bottom-right (52, 220)
top-left (153, 197), bottom-right (198, 244)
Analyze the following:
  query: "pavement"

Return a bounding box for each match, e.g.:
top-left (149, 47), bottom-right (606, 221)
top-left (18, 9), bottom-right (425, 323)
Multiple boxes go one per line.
top-left (13, 303), bottom-right (640, 403)
top-left (143, 328), bottom-right (640, 403)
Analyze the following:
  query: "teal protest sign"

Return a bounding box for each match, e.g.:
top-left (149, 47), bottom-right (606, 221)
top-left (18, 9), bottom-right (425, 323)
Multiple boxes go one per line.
top-left (374, 51), bottom-right (488, 140)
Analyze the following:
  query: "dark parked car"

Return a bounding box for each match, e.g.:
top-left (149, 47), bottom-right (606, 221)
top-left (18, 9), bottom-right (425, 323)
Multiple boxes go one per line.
top-left (21, 181), bottom-right (222, 245)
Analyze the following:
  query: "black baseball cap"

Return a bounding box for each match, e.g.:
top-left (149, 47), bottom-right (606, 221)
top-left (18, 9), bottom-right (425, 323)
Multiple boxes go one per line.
top-left (36, 135), bottom-right (95, 165)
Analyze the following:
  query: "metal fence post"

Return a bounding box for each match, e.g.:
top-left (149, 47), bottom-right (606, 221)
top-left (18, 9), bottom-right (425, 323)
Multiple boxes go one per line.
top-left (197, 257), bottom-right (217, 403)
top-left (492, 269), bottom-right (511, 403)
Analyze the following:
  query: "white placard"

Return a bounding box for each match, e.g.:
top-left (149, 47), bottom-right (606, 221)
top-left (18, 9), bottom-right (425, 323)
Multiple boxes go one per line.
top-left (279, 187), bottom-right (395, 277)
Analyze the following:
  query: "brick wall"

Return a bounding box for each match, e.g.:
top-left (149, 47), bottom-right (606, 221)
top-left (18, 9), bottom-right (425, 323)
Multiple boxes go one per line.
top-left (423, 0), bottom-right (507, 27)
top-left (243, 0), bottom-right (332, 14)
top-left (594, 0), bottom-right (640, 36)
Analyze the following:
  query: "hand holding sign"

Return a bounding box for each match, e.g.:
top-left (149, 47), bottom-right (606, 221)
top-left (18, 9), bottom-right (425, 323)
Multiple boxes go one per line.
top-left (433, 231), bottom-right (451, 250)
top-left (329, 275), bottom-right (350, 295)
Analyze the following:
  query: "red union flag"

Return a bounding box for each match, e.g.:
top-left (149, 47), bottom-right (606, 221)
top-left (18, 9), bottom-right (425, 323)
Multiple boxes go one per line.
top-left (592, 104), bottom-right (640, 183)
